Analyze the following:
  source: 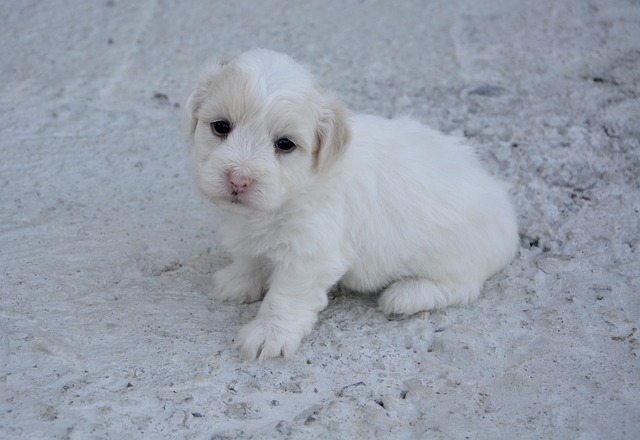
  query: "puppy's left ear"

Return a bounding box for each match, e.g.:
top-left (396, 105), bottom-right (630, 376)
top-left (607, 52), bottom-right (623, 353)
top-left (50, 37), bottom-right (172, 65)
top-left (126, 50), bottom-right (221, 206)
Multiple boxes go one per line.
top-left (314, 95), bottom-right (351, 172)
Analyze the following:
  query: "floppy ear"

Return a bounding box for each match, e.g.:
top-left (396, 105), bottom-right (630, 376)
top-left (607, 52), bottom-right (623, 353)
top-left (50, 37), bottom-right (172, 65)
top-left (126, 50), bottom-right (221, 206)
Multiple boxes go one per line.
top-left (314, 95), bottom-right (351, 172)
top-left (183, 62), bottom-right (225, 142)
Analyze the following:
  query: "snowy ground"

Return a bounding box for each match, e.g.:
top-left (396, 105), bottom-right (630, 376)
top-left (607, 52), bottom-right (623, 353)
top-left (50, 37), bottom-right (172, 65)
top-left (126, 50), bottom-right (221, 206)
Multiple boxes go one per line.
top-left (1, 0), bottom-right (639, 438)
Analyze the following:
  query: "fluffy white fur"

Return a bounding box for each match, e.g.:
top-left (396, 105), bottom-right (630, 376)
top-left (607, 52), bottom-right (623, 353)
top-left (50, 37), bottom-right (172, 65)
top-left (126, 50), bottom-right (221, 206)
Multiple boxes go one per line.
top-left (185, 49), bottom-right (518, 361)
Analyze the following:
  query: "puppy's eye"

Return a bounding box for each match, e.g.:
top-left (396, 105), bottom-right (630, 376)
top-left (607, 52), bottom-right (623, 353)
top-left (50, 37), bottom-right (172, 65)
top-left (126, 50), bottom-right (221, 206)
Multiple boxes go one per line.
top-left (211, 120), bottom-right (231, 136)
top-left (275, 137), bottom-right (296, 153)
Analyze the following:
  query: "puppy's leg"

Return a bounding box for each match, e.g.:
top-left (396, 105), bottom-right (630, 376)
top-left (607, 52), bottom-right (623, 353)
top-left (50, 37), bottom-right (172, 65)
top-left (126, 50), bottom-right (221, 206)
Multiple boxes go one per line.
top-left (378, 278), bottom-right (481, 316)
top-left (235, 258), bottom-right (343, 361)
top-left (212, 257), bottom-right (270, 303)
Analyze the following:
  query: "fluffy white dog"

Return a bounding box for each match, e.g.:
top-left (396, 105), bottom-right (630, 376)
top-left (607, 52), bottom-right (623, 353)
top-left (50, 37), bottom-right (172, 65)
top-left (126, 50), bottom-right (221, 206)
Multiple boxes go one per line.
top-left (185, 49), bottom-right (518, 361)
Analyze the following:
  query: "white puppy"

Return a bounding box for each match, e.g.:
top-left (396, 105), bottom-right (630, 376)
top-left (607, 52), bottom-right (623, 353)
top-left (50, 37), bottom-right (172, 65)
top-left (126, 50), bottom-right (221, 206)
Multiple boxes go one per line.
top-left (185, 49), bottom-right (518, 361)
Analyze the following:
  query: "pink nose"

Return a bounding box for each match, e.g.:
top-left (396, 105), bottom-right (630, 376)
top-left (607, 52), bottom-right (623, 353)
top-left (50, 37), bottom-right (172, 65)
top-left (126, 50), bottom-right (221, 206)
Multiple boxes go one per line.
top-left (228, 174), bottom-right (253, 193)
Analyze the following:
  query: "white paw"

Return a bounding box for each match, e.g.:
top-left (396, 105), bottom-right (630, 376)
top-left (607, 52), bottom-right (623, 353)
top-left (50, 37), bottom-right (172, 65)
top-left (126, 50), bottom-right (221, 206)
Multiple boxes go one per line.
top-left (235, 318), bottom-right (304, 361)
top-left (211, 263), bottom-right (265, 304)
top-left (378, 278), bottom-right (468, 315)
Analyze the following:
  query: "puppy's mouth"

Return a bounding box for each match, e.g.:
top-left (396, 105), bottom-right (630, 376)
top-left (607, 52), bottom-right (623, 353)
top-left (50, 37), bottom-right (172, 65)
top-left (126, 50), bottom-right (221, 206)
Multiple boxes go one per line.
top-left (230, 192), bottom-right (242, 204)
top-left (210, 194), bottom-right (252, 214)
top-left (219, 190), bottom-right (252, 208)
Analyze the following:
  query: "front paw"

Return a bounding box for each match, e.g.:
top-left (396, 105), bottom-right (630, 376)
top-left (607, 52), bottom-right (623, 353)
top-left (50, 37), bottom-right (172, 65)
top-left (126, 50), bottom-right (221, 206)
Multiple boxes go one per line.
top-left (211, 263), bottom-right (265, 304)
top-left (235, 318), bottom-right (304, 361)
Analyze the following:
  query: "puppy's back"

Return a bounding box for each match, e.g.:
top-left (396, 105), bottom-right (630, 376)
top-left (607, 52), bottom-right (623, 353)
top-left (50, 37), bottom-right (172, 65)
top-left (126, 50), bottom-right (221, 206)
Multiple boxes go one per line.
top-left (340, 114), bottom-right (518, 287)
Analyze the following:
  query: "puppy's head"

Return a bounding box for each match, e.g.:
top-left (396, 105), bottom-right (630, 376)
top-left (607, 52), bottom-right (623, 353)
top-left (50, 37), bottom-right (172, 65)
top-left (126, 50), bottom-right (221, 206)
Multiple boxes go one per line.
top-left (185, 49), bottom-right (350, 213)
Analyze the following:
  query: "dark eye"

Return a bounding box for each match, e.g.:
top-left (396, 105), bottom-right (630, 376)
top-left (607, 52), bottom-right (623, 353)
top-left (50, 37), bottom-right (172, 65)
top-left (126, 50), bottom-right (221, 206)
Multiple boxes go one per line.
top-left (211, 120), bottom-right (231, 136)
top-left (275, 137), bottom-right (296, 153)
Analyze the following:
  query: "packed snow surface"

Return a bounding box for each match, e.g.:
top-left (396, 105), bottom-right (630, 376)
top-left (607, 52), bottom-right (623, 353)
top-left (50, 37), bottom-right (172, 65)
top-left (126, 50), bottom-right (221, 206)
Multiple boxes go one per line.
top-left (1, 0), bottom-right (638, 438)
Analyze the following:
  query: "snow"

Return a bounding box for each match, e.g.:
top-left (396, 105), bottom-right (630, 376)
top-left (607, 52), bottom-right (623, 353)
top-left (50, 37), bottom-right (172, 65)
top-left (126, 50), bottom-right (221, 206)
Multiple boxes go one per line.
top-left (1, 0), bottom-right (639, 438)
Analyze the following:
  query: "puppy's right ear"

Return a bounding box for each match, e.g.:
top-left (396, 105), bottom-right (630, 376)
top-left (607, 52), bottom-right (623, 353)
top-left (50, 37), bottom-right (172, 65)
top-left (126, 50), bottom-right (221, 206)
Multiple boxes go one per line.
top-left (183, 62), bottom-right (223, 142)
